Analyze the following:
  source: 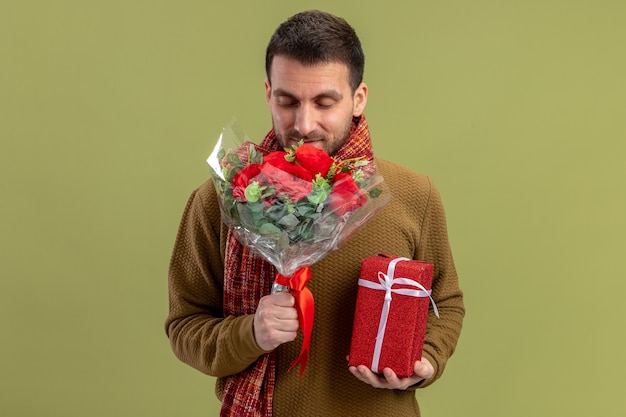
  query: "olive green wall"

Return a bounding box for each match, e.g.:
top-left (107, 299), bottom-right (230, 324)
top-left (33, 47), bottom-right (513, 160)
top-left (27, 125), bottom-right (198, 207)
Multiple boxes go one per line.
top-left (1, 1), bottom-right (625, 416)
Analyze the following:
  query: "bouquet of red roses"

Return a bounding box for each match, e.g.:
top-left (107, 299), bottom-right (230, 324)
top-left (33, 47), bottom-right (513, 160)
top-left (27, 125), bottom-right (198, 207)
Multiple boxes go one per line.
top-left (207, 119), bottom-right (390, 374)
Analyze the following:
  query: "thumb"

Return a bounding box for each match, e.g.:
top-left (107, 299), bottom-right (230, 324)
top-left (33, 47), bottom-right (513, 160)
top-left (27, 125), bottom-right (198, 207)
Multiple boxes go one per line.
top-left (414, 357), bottom-right (434, 379)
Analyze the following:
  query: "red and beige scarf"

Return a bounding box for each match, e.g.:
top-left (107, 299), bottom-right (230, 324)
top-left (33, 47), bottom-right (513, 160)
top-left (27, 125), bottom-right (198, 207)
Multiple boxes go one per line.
top-left (220, 115), bottom-right (374, 417)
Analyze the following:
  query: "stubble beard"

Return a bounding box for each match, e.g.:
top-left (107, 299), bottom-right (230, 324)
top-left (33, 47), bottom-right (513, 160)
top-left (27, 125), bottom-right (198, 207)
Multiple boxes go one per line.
top-left (272, 119), bottom-right (352, 156)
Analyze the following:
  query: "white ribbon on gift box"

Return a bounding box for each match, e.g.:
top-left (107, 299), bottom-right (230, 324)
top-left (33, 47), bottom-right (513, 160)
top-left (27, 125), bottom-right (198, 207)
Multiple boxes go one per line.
top-left (357, 257), bottom-right (440, 374)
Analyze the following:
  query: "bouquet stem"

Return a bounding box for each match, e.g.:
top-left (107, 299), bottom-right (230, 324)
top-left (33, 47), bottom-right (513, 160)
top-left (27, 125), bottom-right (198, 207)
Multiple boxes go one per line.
top-left (271, 282), bottom-right (290, 294)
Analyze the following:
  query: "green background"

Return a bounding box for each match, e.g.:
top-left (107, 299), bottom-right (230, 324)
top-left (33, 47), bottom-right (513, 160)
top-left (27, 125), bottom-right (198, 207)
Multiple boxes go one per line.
top-left (1, 1), bottom-right (625, 416)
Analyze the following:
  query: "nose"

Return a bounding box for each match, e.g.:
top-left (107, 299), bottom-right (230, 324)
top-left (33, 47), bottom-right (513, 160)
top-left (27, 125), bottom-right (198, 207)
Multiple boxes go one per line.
top-left (294, 104), bottom-right (315, 137)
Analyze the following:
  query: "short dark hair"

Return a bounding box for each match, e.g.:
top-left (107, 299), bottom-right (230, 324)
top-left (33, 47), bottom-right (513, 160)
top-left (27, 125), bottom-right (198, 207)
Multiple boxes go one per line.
top-left (265, 10), bottom-right (365, 92)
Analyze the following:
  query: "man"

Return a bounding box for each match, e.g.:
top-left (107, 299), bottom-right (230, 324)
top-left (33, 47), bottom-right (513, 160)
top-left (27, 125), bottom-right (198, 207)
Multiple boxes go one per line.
top-left (166, 10), bottom-right (464, 416)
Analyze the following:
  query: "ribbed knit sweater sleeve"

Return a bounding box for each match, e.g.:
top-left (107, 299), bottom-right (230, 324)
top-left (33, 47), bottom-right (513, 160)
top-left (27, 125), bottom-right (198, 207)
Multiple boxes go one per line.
top-left (413, 175), bottom-right (465, 388)
top-left (371, 159), bottom-right (464, 390)
top-left (165, 181), bottom-right (267, 377)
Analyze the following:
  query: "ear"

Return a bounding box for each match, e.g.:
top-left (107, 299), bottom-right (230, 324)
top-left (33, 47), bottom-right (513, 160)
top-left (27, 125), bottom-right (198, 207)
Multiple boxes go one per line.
top-left (264, 78), bottom-right (272, 104)
top-left (352, 82), bottom-right (368, 116)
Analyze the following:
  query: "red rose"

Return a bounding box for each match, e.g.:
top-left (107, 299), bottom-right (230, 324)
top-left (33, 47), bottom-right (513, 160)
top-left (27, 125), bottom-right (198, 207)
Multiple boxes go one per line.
top-left (294, 144), bottom-right (335, 178)
top-left (264, 151), bottom-right (314, 182)
top-left (231, 163), bottom-right (262, 201)
top-left (328, 172), bottom-right (367, 216)
top-left (260, 162), bottom-right (313, 202)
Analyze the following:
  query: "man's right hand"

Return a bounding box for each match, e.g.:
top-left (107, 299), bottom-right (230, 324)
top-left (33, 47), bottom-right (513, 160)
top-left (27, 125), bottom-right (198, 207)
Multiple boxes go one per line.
top-left (253, 292), bottom-right (299, 351)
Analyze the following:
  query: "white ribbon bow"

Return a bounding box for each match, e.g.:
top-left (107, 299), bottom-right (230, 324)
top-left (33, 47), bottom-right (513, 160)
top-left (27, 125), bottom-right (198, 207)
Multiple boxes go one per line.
top-left (357, 257), bottom-right (439, 373)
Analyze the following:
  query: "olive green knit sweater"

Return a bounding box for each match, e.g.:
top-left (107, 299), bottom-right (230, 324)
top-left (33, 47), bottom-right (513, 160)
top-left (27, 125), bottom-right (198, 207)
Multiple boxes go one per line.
top-left (166, 158), bottom-right (465, 416)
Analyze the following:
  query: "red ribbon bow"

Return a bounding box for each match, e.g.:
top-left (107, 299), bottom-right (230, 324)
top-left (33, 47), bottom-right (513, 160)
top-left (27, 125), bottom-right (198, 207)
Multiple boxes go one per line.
top-left (275, 267), bottom-right (315, 377)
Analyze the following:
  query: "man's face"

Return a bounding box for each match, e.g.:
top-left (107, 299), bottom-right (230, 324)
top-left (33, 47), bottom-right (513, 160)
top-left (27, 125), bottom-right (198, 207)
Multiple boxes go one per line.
top-left (265, 55), bottom-right (368, 156)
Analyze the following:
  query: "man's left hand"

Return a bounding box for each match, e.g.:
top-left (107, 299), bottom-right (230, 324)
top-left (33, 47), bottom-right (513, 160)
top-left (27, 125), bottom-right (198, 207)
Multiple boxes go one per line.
top-left (348, 356), bottom-right (434, 390)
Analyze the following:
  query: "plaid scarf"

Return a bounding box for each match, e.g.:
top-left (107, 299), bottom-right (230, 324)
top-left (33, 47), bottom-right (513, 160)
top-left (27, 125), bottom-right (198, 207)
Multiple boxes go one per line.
top-left (220, 115), bottom-right (374, 417)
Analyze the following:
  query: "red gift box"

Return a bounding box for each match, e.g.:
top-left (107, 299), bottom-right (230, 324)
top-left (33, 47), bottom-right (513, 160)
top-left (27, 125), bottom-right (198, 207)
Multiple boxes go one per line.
top-left (348, 255), bottom-right (438, 378)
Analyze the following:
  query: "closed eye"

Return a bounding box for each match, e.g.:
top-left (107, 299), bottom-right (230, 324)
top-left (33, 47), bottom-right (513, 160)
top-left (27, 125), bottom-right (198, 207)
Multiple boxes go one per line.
top-left (276, 96), bottom-right (298, 107)
top-left (272, 89), bottom-right (342, 109)
top-left (316, 98), bottom-right (337, 108)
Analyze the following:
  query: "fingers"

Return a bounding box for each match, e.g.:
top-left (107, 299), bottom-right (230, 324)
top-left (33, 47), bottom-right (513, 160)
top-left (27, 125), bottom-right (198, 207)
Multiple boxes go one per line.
top-left (254, 293), bottom-right (299, 351)
top-left (267, 291), bottom-right (296, 308)
top-left (349, 365), bottom-right (387, 388)
top-left (382, 368), bottom-right (401, 386)
top-left (348, 364), bottom-right (426, 390)
top-left (349, 365), bottom-right (400, 389)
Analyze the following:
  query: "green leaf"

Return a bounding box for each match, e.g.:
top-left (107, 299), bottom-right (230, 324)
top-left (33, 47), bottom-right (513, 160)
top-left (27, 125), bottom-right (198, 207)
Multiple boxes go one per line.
top-left (249, 145), bottom-right (263, 164)
top-left (278, 213), bottom-right (300, 228)
top-left (299, 218), bottom-right (315, 240)
top-left (326, 163), bottom-right (338, 179)
top-left (227, 153), bottom-right (243, 168)
top-left (370, 188), bottom-right (383, 198)
top-left (224, 166), bottom-right (239, 182)
top-left (247, 200), bottom-right (265, 215)
top-left (307, 184), bottom-right (331, 205)
top-left (259, 222), bottom-right (282, 235)
top-left (244, 183), bottom-right (271, 203)
top-left (296, 203), bottom-right (316, 216)
top-left (265, 202), bottom-right (288, 221)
